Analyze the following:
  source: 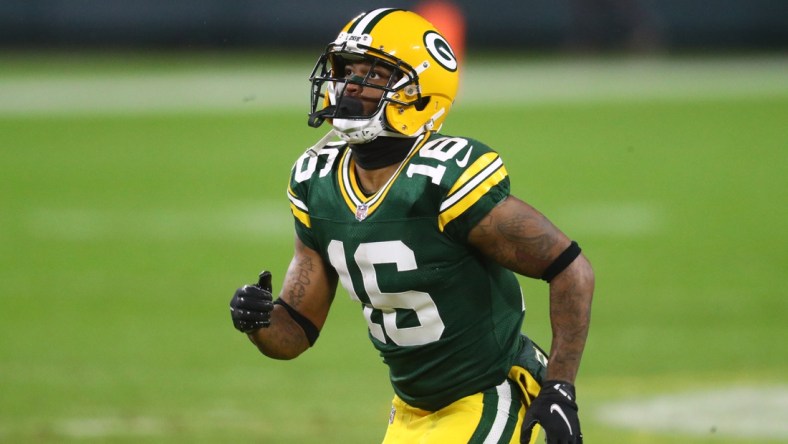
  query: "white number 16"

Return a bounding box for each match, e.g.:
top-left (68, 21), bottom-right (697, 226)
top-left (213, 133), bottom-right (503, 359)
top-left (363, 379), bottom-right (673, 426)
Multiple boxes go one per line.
top-left (327, 240), bottom-right (445, 346)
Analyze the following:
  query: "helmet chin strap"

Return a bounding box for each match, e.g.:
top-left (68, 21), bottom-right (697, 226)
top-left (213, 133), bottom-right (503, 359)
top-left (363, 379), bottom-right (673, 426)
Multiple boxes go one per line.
top-left (305, 128), bottom-right (338, 157)
top-left (424, 107), bottom-right (446, 132)
top-left (332, 105), bottom-right (389, 144)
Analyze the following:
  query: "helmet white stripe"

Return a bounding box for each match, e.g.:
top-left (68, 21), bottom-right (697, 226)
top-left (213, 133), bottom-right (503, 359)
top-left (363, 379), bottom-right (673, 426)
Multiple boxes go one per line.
top-left (349, 8), bottom-right (396, 35)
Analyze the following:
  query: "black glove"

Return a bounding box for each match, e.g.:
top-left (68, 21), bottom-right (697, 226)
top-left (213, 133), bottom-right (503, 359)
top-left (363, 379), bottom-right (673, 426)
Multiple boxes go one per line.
top-left (230, 271), bottom-right (274, 333)
top-left (521, 380), bottom-right (582, 444)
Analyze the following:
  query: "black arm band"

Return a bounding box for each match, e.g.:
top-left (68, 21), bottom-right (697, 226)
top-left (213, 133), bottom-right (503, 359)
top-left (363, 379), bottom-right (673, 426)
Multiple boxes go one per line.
top-left (541, 241), bottom-right (582, 282)
top-left (274, 299), bottom-right (320, 346)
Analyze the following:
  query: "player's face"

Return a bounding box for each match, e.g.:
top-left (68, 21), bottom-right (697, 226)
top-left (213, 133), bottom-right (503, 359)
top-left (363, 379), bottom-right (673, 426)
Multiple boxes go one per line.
top-left (341, 61), bottom-right (397, 116)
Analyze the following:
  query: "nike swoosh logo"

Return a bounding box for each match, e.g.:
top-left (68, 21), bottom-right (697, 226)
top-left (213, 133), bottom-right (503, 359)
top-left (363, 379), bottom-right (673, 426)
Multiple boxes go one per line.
top-left (549, 404), bottom-right (573, 435)
top-left (455, 145), bottom-right (473, 167)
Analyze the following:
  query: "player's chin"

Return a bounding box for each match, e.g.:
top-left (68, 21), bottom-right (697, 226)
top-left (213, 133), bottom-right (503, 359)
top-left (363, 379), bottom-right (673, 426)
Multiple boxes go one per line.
top-left (359, 99), bottom-right (381, 116)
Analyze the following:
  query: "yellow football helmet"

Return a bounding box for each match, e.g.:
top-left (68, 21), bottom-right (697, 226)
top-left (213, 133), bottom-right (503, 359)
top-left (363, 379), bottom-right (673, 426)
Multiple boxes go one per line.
top-left (308, 8), bottom-right (460, 144)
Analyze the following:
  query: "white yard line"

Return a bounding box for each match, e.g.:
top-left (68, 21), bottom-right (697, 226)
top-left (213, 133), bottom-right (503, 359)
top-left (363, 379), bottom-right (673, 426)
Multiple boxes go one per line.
top-left (55, 417), bottom-right (165, 438)
top-left (551, 201), bottom-right (665, 237)
top-left (25, 202), bottom-right (293, 241)
top-left (595, 385), bottom-right (788, 439)
top-left (0, 70), bottom-right (298, 115)
top-left (460, 57), bottom-right (788, 106)
top-left (0, 57), bottom-right (785, 116)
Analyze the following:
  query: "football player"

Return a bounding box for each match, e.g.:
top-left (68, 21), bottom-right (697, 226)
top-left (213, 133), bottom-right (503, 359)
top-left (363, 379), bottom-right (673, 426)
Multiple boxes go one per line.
top-left (230, 8), bottom-right (594, 444)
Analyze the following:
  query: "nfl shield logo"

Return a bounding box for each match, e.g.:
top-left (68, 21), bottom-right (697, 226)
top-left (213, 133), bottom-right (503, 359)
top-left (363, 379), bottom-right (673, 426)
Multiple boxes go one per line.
top-left (355, 204), bottom-right (368, 221)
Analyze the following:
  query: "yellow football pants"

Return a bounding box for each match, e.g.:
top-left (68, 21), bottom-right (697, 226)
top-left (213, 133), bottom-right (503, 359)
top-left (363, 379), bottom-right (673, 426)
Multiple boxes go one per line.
top-left (381, 366), bottom-right (542, 444)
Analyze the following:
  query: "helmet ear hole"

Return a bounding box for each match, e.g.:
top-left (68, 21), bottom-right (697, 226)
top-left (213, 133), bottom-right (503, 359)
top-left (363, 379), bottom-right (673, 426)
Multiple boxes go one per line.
top-left (415, 96), bottom-right (431, 111)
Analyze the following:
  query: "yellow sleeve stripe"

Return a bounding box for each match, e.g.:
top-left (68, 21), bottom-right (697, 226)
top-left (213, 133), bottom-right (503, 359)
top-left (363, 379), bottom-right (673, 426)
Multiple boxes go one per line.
top-left (448, 152), bottom-right (500, 196)
top-left (438, 161), bottom-right (507, 231)
top-left (290, 203), bottom-right (311, 228)
top-left (288, 187), bottom-right (311, 228)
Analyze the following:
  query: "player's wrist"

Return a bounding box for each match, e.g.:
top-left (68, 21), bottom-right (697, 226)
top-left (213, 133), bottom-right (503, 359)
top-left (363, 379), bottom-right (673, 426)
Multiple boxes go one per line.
top-left (543, 380), bottom-right (575, 392)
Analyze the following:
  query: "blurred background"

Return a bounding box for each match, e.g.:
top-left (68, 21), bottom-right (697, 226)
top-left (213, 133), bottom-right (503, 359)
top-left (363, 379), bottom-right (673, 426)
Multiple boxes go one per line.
top-left (1, 0), bottom-right (786, 52)
top-left (1, 1), bottom-right (786, 443)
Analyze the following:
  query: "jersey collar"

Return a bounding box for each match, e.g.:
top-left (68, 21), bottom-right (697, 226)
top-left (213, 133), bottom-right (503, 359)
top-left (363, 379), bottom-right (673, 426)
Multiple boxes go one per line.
top-left (337, 132), bottom-right (431, 221)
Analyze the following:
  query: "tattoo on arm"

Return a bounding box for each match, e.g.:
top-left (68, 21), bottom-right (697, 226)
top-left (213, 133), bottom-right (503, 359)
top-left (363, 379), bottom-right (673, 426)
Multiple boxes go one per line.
top-left (473, 213), bottom-right (561, 277)
top-left (496, 213), bottom-right (557, 261)
top-left (286, 255), bottom-right (314, 308)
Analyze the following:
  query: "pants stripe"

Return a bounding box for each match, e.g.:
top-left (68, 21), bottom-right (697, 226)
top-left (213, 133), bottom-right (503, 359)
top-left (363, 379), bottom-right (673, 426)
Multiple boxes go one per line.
top-left (482, 381), bottom-right (513, 444)
top-left (469, 379), bottom-right (519, 444)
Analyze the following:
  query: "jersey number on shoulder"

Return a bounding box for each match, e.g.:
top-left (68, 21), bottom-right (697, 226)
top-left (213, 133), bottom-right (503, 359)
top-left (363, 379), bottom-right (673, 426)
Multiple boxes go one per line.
top-left (406, 137), bottom-right (470, 185)
top-left (293, 148), bottom-right (339, 183)
top-left (327, 239), bottom-right (445, 346)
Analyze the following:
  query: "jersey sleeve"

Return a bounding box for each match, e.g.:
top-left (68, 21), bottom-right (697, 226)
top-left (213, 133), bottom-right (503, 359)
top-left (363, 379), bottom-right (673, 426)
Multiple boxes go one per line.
top-left (287, 153), bottom-right (319, 251)
top-left (437, 138), bottom-right (510, 241)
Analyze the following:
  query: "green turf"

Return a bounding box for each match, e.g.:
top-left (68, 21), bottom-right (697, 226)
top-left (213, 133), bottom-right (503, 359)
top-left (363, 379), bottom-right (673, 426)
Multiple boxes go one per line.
top-left (1, 54), bottom-right (786, 443)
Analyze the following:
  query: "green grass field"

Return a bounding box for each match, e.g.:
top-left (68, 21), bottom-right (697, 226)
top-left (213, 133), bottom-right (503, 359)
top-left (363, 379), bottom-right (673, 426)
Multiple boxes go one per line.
top-left (1, 52), bottom-right (786, 443)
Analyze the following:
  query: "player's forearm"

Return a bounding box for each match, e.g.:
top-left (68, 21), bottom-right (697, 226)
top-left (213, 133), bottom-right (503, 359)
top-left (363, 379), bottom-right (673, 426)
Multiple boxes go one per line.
top-left (246, 306), bottom-right (311, 360)
top-left (545, 254), bottom-right (594, 383)
top-left (245, 243), bottom-right (336, 360)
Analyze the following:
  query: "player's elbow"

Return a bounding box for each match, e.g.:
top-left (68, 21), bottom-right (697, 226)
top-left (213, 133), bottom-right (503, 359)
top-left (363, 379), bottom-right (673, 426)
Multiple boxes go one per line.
top-left (246, 325), bottom-right (311, 360)
top-left (575, 254), bottom-right (595, 288)
top-left (570, 254), bottom-right (595, 298)
top-left (253, 340), bottom-right (308, 360)
top-left (553, 254), bottom-right (595, 298)
top-left (259, 346), bottom-right (306, 360)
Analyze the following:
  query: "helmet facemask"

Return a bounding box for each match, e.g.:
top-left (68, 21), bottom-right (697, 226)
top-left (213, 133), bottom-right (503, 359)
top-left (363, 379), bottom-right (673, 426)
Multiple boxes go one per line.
top-left (308, 44), bottom-right (425, 144)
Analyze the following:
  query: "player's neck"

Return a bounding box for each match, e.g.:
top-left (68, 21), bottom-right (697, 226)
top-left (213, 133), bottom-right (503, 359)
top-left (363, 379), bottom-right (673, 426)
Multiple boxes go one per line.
top-left (349, 136), bottom-right (413, 170)
top-left (354, 163), bottom-right (399, 196)
top-left (349, 136), bottom-right (415, 195)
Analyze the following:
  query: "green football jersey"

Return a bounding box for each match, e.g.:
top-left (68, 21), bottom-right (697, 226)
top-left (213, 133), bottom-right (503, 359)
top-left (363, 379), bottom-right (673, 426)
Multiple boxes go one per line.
top-left (287, 132), bottom-right (525, 411)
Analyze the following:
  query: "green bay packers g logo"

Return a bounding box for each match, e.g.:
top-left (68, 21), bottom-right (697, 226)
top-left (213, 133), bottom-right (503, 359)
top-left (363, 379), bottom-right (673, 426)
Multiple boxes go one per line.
top-left (423, 31), bottom-right (458, 72)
